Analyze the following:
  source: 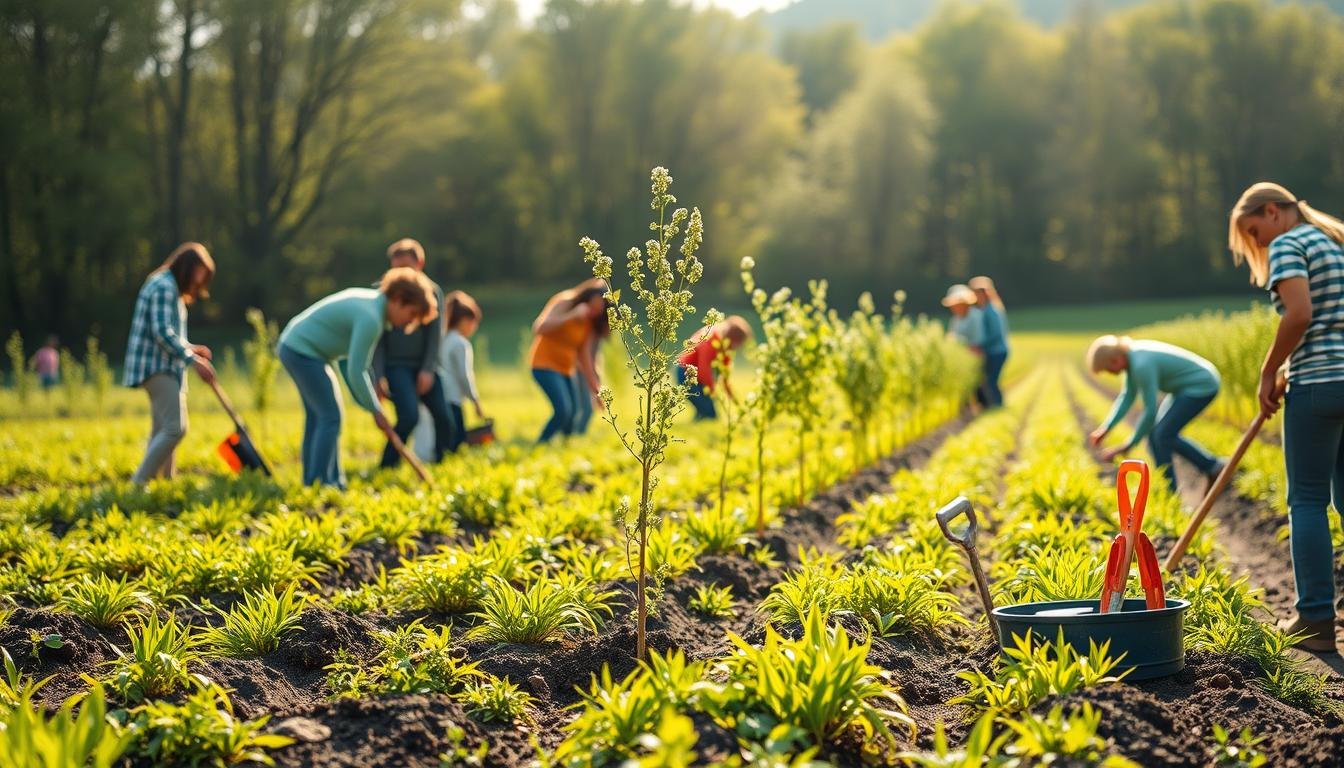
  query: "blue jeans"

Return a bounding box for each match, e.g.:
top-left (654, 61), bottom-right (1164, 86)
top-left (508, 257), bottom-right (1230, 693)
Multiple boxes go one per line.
top-left (446, 402), bottom-right (466, 453)
top-left (979, 350), bottom-right (1008, 407)
top-left (570, 370), bottom-right (594, 434)
top-left (1147, 392), bottom-right (1220, 494)
top-left (676, 365), bottom-right (716, 420)
top-left (380, 366), bottom-right (454, 467)
top-left (534, 368), bottom-right (576, 443)
top-left (280, 344), bottom-right (345, 489)
top-left (1284, 381), bottom-right (1344, 621)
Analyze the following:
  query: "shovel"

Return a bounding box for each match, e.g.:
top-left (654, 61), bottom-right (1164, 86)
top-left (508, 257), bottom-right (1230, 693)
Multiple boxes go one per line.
top-left (208, 379), bottom-right (273, 477)
top-left (937, 496), bottom-right (999, 643)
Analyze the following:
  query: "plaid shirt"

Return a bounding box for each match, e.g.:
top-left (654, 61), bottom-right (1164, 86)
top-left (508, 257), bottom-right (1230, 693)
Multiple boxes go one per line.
top-left (123, 271), bottom-right (194, 386)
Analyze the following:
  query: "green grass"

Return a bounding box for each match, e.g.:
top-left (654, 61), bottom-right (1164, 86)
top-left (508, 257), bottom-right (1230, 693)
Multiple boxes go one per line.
top-left (1007, 294), bottom-right (1267, 334)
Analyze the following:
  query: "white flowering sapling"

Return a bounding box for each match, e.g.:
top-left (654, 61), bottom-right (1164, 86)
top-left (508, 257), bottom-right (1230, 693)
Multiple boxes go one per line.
top-left (711, 333), bottom-right (747, 522)
top-left (740, 264), bottom-right (836, 525)
top-left (776, 280), bottom-right (835, 506)
top-left (581, 167), bottom-right (713, 663)
top-left (832, 292), bottom-right (888, 468)
top-left (739, 259), bottom-right (784, 537)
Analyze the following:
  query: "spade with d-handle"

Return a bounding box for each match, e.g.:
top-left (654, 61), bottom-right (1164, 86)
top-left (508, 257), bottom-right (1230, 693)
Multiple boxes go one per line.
top-left (937, 496), bottom-right (998, 643)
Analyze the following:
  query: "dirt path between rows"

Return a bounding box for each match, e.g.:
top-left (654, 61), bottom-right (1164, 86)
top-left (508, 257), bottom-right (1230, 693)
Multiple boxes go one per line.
top-left (1055, 373), bottom-right (1344, 765)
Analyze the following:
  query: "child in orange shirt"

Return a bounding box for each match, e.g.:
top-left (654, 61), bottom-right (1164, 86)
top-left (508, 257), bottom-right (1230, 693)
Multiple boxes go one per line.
top-left (676, 316), bottom-right (751, 419)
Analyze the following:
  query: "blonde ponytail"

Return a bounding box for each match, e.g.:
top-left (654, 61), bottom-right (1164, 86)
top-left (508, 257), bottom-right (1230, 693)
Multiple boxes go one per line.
top-left (1229, 182), bottom-right (1344, 287)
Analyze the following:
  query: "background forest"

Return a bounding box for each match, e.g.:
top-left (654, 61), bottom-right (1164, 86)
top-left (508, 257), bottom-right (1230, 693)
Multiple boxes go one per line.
top-left (4, 0), bottom-right (1342, 349)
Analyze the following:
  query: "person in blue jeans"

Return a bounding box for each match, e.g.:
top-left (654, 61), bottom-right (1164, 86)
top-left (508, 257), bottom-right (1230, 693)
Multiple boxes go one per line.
top-left (372, 239), bottom-right (456, 467)
top-left (970, 276), bottom-right (1009, 408)
top-left (279, 268), bottom-right (439, 488)
top-left (1230, 181), bottom-right (1344, 653)
top-left (569, 279), bottom-right (611, 435)
top-left (529, 284), bottom-right (607, 443)
top-left (1086, 335), bottom-right (1226, 496)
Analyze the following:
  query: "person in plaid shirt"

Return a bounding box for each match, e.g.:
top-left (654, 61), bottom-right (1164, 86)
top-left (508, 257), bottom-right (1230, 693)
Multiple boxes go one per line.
top-left (122, 242), bottom-right (217, 484)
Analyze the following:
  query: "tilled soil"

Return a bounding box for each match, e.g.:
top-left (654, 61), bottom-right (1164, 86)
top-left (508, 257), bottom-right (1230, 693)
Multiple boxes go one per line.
top-left (1064, 378), bottom-right (1344, 765)
top-left (0, 414), bottom-right (970, 768)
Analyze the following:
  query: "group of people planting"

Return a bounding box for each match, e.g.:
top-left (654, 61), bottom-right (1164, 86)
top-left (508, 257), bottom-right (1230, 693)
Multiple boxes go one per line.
top-left (119, 180), bottom-right (1344, 654)
top-left (943, 276), bottom-right (1011, 409)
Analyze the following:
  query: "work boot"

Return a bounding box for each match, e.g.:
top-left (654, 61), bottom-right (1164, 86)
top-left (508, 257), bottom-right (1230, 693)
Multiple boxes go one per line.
top-left (1277, 614), bottom-right (1337, 653)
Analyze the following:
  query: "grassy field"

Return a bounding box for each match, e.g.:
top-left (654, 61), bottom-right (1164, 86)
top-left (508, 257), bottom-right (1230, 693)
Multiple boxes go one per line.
top-left (2, 296), bottom-right (1338, 767)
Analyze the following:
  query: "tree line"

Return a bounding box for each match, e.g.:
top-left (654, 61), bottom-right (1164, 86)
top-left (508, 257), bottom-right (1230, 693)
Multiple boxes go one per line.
top-left (3, 0), bottom-right (1341, 351)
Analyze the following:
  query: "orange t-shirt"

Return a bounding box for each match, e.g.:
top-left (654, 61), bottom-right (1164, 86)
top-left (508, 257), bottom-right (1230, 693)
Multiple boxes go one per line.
top-left (529, 307), bottom-right (593, 376)
top-left (677, 330), bottom-right (729, 389)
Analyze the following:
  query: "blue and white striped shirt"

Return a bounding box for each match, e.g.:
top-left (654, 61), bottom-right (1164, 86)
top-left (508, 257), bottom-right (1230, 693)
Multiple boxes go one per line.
top-left (1268, 223), bottom-right (1344, 386)
top-left (123, 271), bottom-right (194, 387)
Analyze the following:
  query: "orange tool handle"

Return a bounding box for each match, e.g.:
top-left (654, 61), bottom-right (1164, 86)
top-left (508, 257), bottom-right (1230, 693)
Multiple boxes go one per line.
top-left (1116, 459), bottom-right (1150, 534)
top-left (1099, 535), bottom-right (1128, 614)
top-left (1136, 533), bottom-right (1165, 610)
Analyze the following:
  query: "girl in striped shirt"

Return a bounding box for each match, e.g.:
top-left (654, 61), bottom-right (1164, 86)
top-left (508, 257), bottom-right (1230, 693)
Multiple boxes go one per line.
top-left (1230, 181), bottom-right (1344, 653)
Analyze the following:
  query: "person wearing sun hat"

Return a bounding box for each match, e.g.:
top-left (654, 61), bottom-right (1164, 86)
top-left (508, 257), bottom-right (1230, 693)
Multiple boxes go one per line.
top-left (942, 284), bottom-right (985, 352)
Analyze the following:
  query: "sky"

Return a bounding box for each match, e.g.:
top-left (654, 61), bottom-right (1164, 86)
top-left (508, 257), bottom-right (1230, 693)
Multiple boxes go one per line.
top-left (515, 0), bottom-right (794, 23)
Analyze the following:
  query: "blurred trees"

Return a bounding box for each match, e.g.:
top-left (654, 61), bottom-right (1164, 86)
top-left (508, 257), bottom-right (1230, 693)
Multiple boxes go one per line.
top-left (4, 0), bottom-right (1344, 350)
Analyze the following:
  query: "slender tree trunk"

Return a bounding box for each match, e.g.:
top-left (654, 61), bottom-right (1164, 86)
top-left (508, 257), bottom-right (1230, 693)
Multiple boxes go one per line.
top-left (636, 460), bottom-right (649, 662)
top-left (755, 425), bottom-right (766, 537)
top-left (166, 0), bottom-right (199, 248)
top-left (717, 410), bottom-right (732, 519)
top-left (797, 423), bottom-right (806, 506)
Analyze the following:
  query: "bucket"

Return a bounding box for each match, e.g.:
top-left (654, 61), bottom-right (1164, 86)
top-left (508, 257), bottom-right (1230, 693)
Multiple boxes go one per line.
top-left (992, 597), bottom-right (1189, 680)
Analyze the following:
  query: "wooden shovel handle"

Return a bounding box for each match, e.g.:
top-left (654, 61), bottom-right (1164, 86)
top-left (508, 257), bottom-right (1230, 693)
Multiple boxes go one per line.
top-left (383, 427), bottom-right (433, 486)
top-left (1163, 412), bottom-right (1266, 573)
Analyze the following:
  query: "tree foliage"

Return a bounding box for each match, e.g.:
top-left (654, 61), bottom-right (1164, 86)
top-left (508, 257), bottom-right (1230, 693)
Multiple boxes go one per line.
top-left (5, 0), bottom-right (1344, 352)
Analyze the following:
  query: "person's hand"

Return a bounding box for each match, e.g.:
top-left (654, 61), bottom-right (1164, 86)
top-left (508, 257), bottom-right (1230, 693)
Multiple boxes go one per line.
top-left (193, 358), bottom-right (216, 385)
top-left (373, 410), bottom-right (394, 436)
top-left (190, 344), bottom-right (212, 361)
top-left (1087, 427), bottom-right (1107, 447)
top-left (376, 378), bottom-right (390, 400)
top-left (1259, 370), bottom-right (1286, 418)
top-left (592, 392), bottom-right (606, 412)
top-left (1099, 445), bottom-right (1123, 462)
top-left (416, 371), bottom-right (434, 396)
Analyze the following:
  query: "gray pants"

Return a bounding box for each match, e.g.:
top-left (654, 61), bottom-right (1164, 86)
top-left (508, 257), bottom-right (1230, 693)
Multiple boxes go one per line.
top-left (132, 372), bottom-right (188, 484)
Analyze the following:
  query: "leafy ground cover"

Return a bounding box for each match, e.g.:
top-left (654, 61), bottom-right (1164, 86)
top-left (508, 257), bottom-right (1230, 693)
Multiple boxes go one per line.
top-left (2, 194), bottom-right (1339, 768)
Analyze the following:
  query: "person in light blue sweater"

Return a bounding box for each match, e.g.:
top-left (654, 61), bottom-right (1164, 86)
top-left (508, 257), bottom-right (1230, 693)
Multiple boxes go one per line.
top-left (971, 276), bottom-right (1010, 408)
top-left (278, 267), bottom-right (439, 488)
top-left (1086, 335), bottom-right (1225, 495)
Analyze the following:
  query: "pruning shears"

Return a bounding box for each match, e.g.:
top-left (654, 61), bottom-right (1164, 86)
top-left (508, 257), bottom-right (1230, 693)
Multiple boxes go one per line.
top-left (1100, 459), bottom-right (1165, 613)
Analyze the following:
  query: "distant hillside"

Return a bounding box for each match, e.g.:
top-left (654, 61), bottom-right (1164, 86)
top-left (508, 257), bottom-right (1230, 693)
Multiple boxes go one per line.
top-left (765, 0), bottom-right (1343, 40)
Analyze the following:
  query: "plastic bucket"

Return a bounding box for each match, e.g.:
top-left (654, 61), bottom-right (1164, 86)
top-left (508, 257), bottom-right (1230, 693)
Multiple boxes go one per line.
top-left (991, 598), bottom-right (1189, 681)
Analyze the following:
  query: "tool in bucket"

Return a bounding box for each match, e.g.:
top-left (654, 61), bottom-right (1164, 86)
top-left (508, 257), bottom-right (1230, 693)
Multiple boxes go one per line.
top-left (937, 496), bottom-right (998, 642)
top-left (1100, 459), bottom-right (1164, 613)
top-left (209, 379), bottom-right (273, 477)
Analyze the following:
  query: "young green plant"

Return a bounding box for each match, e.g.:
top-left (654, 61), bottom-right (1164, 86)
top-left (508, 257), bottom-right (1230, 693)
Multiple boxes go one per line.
top-left (581, 166), bottom-right (710, 662)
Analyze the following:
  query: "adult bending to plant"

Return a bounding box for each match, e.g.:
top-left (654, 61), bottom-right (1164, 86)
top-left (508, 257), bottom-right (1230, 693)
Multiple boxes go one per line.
top-left (581, 166), bottom-right (711, 661)
top-left (277, 268), bottom-right (439, 488)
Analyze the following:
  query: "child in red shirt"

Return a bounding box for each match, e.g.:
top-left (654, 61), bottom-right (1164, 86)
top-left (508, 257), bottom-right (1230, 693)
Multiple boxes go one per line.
top-left (676, 316), bottom-right (751, 419)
